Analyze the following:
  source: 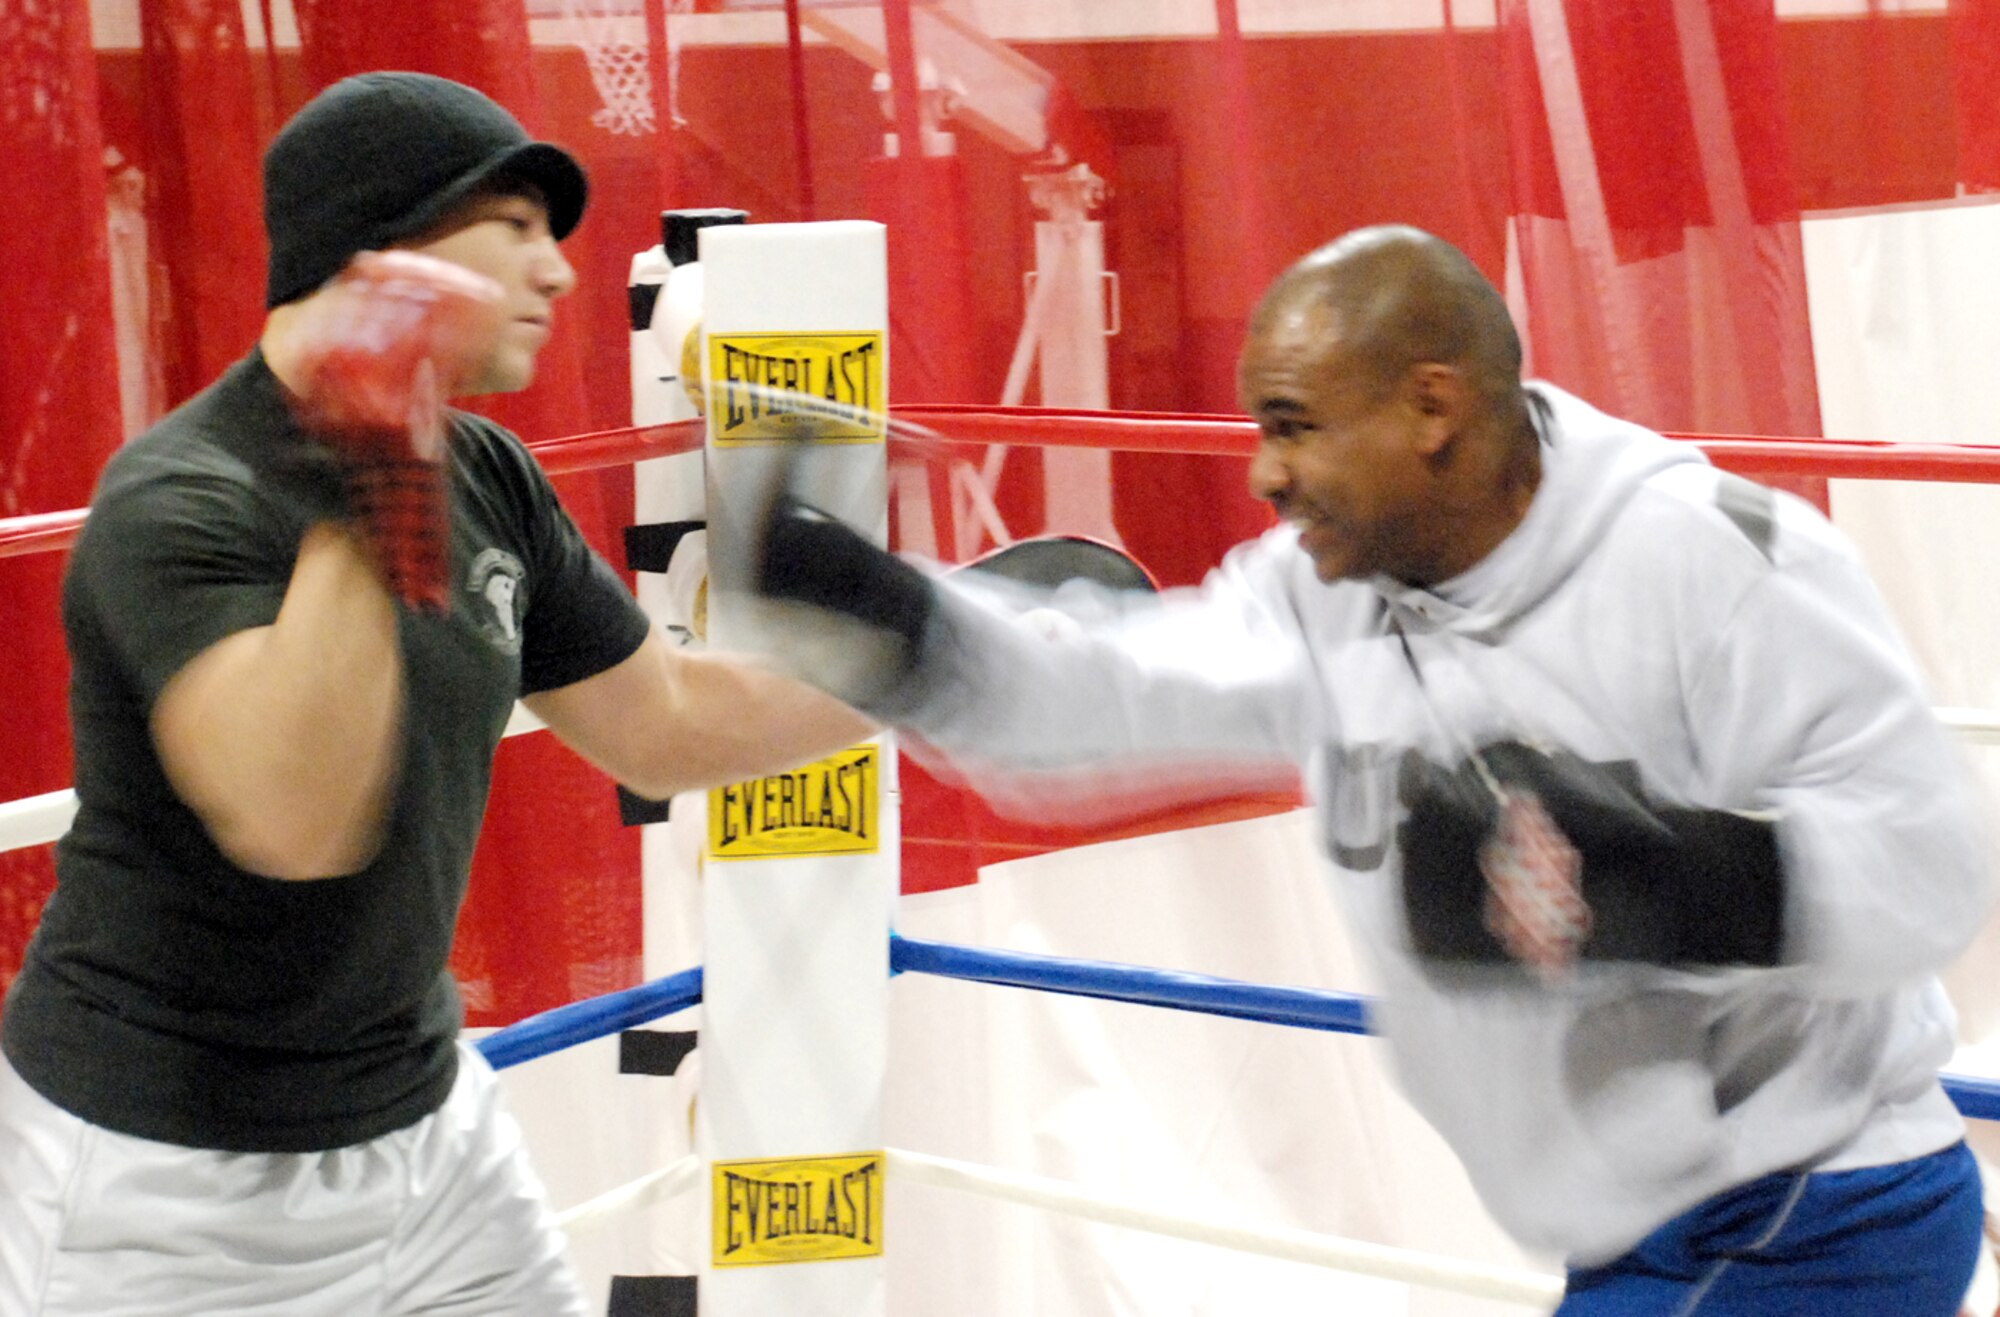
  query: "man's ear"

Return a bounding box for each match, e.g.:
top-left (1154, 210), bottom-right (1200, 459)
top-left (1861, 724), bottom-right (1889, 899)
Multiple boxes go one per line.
top-left (1405, 362), bottom-right (1469, 457)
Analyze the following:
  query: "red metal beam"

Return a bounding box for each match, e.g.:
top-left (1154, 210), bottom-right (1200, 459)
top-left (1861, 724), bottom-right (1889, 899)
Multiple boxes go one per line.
top-left (881, 0), bottom-right (926, 161)
top-left (784, 0), bottom-right (818, 217)
top-left (644, 0), bottom-right (677, 211)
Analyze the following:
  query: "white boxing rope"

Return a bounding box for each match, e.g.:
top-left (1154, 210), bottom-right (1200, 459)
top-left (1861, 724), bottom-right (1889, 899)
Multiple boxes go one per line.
top-left (553, 1152), bottom-right (702, 1238)
top-left (502, 700), bottom-right (547, 739)
top-left (1938, 707), bottom-right (2000, 745)
top-left (884, 1147), bottom-right (1566, 1309)
top-left (0, 791), bottom-right (81, 857)
top-left (542, 1145), bottom-right (1565, 1304)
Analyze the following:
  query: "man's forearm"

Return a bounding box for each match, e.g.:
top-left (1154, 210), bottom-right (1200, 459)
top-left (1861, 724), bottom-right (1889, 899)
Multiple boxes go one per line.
top-left (153, 523), bottom-right (405, 879)
top-left (659, 651), bottom-right (879, 795)
top-left (523, 631), bottom-right (878, 804)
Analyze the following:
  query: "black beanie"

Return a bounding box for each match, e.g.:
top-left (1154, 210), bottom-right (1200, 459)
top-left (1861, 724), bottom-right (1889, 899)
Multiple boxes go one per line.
top-left (264, 71), bottom-right (588, 309)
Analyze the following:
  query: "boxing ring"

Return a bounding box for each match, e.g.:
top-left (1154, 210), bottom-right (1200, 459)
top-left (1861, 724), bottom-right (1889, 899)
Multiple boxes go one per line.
top-left (8, 408), bottom-right (2000, 1313)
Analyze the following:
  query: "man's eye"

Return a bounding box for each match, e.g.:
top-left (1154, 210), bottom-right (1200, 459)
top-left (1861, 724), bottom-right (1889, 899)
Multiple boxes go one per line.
top-left (487, 203), bottom-right (541, 234)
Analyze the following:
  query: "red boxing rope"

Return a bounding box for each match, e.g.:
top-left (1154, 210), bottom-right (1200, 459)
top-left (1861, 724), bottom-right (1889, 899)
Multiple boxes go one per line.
top-left (9, 408), bottom-right (2000, 560)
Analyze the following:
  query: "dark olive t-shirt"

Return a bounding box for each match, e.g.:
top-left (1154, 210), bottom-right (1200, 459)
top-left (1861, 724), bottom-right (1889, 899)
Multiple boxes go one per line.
top-left (1, 351), bottom-right (651, 1152)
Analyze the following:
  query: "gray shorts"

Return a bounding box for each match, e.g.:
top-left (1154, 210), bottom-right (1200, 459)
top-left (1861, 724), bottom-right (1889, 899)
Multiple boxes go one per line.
top-left (0, 1043), bottom-right (588, 1315)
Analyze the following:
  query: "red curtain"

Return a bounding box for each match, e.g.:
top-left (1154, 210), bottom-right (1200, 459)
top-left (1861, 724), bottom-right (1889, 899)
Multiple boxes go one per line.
top-left (1496, 0), bottom-right (1823, 448)
top-left (12, 1), bottom-right (1999, 978)
top-left (0, 0), bottom-right (124, 990)
top-left (141, 0), bottom-right (267, 408)
top-left (1952, 0), bottom-right (2000, 190)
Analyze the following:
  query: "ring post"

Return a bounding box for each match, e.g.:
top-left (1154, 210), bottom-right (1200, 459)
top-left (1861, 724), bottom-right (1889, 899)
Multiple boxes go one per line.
top-left (697, 220), bottom-right (893, 1317)
top-left (628, 208), bottom-right (749, 984)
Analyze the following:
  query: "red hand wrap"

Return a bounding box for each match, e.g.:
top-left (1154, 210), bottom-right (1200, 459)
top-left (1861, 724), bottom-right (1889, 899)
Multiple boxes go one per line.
top-left (291, 251), bottom-right (505, 611)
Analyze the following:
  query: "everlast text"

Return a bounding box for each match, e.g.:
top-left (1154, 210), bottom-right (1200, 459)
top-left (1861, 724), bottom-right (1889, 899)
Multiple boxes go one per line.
top-left (712, 1153), bottom-right (886, 1266)
top-left (710, 331), bottom-right (885, 444)
top-left (708, 744), bottom-right (880, 859)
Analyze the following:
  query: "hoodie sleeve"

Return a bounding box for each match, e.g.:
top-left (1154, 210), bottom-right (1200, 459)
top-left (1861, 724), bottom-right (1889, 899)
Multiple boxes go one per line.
top-left (883, 534), bottom-right (1324, 814)
top-left (1685, 527), bottom-right (1996, 998)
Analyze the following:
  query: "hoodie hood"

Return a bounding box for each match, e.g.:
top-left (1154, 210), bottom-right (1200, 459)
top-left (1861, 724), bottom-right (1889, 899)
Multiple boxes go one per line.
top-left (1371, 381), bottom-right (1707, 641)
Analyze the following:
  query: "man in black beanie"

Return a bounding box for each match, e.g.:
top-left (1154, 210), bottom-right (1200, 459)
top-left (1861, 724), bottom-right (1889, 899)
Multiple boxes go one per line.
top-left (0, 71), bottom-right (870, 1314)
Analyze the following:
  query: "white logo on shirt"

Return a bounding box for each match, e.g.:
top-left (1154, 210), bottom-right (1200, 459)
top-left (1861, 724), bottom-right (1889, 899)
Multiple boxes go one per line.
top-left (466, 548), bottom-right (526, 655)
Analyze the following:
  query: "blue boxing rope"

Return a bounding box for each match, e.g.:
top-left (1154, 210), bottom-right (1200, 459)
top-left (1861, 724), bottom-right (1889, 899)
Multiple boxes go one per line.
top-left (1952, 1073), bottom-right (2000, 1124)
top-left (478, 964), bottom-right (702, 1071)
top-left (472, 935), bottom-right (2000, 1123)
top-left (887, 931), bottom-right (1373, 1035)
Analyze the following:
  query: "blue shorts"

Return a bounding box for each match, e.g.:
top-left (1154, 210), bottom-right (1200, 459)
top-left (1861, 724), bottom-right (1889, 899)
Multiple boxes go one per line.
top-left (1558, 1141), bottom-right (1983, 1316)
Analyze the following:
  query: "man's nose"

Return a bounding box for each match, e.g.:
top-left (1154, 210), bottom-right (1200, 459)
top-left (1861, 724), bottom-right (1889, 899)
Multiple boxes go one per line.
top-left (1247, 442), bottom-right (1288, 503)
top-left (536, 241), bottom-right (577, 299)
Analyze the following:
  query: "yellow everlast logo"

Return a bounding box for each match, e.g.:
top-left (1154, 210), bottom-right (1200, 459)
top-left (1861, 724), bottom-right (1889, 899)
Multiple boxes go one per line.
top-left (707, 745), bottom-right (879, 860)
top-left (712, 1152), bottom-right (885, 1267)
top-left (710, 331), bottom-right (884, 444)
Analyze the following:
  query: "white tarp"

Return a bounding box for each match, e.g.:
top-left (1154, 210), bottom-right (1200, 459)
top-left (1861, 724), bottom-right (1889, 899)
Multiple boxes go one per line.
top-left (1804, 200), bottom-right (2000, 1057)
top-left (883, 810), bottom-right (1554, 1317)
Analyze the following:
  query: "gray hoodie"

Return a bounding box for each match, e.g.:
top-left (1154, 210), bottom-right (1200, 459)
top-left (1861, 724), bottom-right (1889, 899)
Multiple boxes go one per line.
top-left (894, 381), bottom-right (1993, 1262)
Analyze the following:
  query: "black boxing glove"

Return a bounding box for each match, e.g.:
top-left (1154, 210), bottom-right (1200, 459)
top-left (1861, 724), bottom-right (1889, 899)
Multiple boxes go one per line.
top-left (760, 500), bottom-right (937, 653)
top-left (747, 485), bottom-right (941, 712)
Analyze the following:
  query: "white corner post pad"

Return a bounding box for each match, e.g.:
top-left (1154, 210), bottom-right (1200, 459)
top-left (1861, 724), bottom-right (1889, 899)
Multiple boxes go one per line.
top-left (697, 220), bottom-right (894, 1317)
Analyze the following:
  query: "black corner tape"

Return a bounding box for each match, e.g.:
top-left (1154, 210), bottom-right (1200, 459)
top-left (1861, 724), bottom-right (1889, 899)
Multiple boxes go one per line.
top-left (618, 786), bottom-right (673, 827)
top-left (664, 208), bottom-right (751, 265)
top-left (625, 520), bottom-right (707, 575)
top-left (630, 281), bottom-right (662, 333)
top-left (620, 1029), bottom-right (699, 1077)
top-left (608, 1274), bottom-right (698, 1317)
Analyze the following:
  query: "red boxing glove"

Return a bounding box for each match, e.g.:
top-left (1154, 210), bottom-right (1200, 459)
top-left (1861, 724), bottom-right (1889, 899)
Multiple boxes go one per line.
top-left (291, 251), bottom-right (506, 611)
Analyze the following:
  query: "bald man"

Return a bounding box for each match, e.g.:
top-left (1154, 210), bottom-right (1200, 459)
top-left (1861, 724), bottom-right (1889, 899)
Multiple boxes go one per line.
top-left (742, 225), bottom-right (1996, 1312)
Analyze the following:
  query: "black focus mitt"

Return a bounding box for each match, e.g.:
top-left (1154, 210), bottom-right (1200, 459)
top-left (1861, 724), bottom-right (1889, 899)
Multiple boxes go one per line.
top-left (1397, 740), bottom-right (1784, 981)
